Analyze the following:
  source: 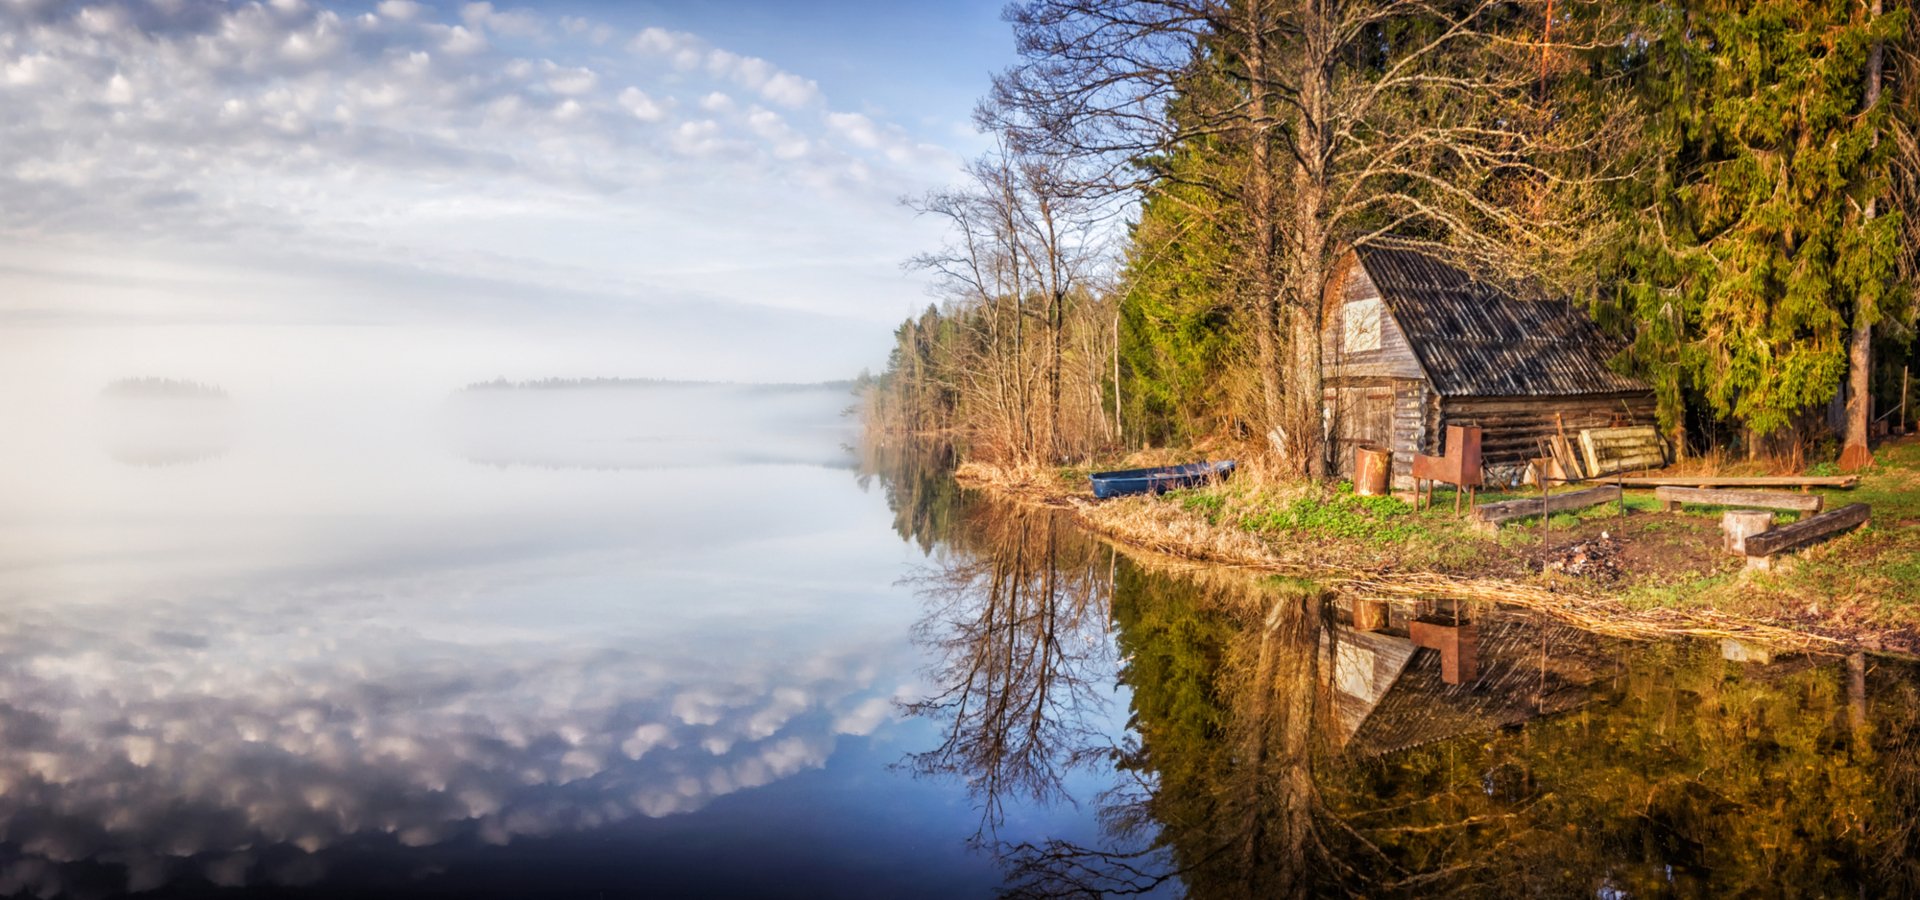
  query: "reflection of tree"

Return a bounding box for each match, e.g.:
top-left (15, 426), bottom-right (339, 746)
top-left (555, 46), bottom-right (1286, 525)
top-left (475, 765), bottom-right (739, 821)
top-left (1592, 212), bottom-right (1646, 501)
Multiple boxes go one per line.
top-left (979, 564), bottom-right (1349, 899)
top-left (855, 439), bottom-right (965, 552)
top-left (1320, 643), bottom-right (1920, 897)
top-left (912, 529), bottom-right (1920, 898)
top-left (902, 498), bottom-right (1117, 835)
top-left (1050, 571), bottom-right (1343, 900)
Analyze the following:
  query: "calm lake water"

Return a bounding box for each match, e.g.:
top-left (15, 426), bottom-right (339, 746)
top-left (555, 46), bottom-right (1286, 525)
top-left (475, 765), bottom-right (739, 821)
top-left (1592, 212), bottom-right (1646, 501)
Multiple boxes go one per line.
top-left (0, 385), bottom-right (1916, 898)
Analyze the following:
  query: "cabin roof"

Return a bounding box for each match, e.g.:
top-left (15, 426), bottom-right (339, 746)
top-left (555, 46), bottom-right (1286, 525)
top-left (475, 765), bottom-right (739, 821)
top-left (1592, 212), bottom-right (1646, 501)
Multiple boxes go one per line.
top-left (1354, 245), bottom-right (1649, 398)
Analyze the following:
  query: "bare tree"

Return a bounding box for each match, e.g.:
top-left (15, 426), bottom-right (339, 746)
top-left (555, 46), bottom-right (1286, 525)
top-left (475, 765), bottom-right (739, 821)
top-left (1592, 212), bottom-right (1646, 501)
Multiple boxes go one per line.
top-left (900, 501), bottom-right (1118, 835)
top-left (906, 140), bottom-right (1117, 464)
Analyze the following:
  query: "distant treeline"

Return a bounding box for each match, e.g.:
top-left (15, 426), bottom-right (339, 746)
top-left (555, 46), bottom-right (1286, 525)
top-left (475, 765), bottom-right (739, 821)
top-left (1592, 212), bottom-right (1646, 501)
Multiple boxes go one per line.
top-left (100, 378), bottom-right (228, 399)
top-left (462, 377), bottom-right (857, 394)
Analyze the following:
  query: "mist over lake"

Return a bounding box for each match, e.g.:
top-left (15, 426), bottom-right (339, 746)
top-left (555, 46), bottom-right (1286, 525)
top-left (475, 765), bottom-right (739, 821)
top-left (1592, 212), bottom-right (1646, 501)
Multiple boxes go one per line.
top-left (0, 383), bottom-right (1116, 897)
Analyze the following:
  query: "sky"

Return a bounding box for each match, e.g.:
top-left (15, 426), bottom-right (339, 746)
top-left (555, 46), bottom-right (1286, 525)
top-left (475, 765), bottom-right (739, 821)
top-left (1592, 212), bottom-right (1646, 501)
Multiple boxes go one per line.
top-left (0, 0), bottom-right (1013, 396)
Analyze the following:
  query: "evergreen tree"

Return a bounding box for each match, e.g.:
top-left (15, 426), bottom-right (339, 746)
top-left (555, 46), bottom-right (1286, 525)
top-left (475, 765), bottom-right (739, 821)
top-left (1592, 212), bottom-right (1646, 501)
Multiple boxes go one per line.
top-left (1599, 0), bottom-right (1911, 456)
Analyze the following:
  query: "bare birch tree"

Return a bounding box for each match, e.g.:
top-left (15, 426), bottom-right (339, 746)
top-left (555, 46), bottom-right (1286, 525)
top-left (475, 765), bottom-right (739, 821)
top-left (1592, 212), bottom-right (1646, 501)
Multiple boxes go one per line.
top-left (906, 140), bottom-right (1116, 464)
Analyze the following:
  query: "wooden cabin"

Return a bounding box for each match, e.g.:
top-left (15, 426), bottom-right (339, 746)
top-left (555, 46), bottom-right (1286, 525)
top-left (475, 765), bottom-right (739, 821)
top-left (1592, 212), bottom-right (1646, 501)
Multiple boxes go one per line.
top-left (1322, 246), bottom-right (1657, 488)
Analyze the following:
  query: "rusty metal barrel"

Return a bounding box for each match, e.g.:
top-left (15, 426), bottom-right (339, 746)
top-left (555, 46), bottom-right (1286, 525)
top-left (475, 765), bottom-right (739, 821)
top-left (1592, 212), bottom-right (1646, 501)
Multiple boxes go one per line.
top-left (1354, 444), bottom-right (1392, 496)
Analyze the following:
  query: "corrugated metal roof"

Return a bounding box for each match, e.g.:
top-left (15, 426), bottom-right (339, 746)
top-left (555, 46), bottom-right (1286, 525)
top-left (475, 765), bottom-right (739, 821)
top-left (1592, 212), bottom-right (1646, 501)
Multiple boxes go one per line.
top-left (1356, 245), bottom-right (1649, 398)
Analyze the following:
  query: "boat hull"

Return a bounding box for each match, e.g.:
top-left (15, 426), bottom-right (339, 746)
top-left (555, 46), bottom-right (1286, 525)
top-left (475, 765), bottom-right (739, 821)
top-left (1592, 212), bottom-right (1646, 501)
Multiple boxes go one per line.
top-left (1089, 460), bottom-right (1236, 499)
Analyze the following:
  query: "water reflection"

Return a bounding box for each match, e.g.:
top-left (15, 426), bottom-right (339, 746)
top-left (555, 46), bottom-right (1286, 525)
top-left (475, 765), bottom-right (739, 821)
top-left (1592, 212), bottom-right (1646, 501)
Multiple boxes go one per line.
top-left (95, 388), bottom-right (235, 468)
top-left (0, 591), bottom-right (900, 897)
top-left (899, 487), bottom-right (1920, 898)
top-left (901, 499), bottom-right (1116, 834)
top-left (855, 439), bottom-right (965, 553)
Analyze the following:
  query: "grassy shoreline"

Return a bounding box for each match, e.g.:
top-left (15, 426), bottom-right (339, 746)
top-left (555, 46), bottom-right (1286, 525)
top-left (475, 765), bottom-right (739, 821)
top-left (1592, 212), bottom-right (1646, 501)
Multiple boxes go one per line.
top-left (956, 438), bottom-right (1920, 656)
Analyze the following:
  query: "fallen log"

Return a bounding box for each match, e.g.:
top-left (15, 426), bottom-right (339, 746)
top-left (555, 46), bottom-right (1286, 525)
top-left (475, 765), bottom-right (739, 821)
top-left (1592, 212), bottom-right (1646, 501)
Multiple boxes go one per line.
top-left (1743, 503), bottom-right (1870, 568)
top-left (1656, 486), bottom-right (1824, 513)
top-left (1471, 485), bottom-right (1622, 529)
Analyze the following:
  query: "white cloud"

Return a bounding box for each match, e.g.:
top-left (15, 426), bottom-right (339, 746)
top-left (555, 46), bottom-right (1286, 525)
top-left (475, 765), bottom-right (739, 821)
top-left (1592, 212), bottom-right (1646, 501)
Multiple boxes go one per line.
top-left (102, 71), bottom-right (132, 104)
top-left (545, 64), bottom-right (597, 96)
top-left (761, 71), bottom-right (820, 107)
top-left (618, 86), bottom-right (665, 122)
top-left (439, 24), bottom-right (486, 55)
top-left (627, 26), bottom-right (703, 70)
top-left (828, 111), bottom-right (883, 149)
top-left (0, 0), bottom-right (964, 370)
top-left (462, 2), bottom-right (543, 39)
top-left (377, 0), bottom-right (423, 22)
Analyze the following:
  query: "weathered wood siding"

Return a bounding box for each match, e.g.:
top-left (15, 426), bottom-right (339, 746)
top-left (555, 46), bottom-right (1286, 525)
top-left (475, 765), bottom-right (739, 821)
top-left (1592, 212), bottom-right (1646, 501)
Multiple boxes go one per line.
top-left (1325, 377), bottom-right (1430, 488)
top-left (1322, 266), bottom-right (1425, 381)
top-left (1437, 391), bottom-right (1658, 484)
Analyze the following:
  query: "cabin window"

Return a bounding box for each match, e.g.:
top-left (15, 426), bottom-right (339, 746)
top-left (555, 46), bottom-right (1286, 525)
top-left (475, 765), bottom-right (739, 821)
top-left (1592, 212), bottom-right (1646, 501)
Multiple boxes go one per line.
top-left (1343, 298), bottom-right (1382, 353)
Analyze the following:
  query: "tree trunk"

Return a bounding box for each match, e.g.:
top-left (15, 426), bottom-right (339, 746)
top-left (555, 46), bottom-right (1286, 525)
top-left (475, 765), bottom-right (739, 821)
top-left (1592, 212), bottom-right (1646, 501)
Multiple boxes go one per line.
top-left (1840, 0), bottom-right (1885, 473)
top-left (1283, 19), bottom-right (1331, 480)
top-left (1241, 0), bottom-right (1287, 453)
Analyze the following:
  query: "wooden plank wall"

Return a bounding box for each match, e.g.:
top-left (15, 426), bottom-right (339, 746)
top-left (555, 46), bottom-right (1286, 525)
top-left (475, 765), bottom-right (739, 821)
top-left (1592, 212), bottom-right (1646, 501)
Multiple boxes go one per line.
top-left (1321, 267), bottom-right (1426, 382)
top-left (1391, 380), bottom-right (1428, 487)
top-left (1325, 378), bottom-right (1429, 487)
top-left (1440, 392), bottom-right (1657, 475)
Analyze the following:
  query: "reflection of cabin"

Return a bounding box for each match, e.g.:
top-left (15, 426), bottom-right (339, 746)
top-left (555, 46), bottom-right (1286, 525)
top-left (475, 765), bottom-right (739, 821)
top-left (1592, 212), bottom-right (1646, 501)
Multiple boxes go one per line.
top-left (1322, 246), bottom-right (1657, 488)
top-left (1325, 609), bottom-right (1615, 757)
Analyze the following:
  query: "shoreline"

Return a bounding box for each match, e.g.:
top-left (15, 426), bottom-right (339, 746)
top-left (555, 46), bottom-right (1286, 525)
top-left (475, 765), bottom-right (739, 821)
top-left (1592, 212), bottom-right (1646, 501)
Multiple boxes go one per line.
top-left (954, 459), bottom-right (1920, 657)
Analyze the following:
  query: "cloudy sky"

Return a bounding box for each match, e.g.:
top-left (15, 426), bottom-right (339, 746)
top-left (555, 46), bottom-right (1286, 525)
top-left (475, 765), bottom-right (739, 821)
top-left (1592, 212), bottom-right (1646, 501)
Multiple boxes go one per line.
top-left (0, 0), bottom-right (1010, 393)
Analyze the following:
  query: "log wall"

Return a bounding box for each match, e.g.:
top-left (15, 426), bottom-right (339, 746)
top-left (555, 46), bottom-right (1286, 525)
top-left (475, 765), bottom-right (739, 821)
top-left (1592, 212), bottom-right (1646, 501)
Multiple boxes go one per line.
top-left (1438, 391), bottom-right (1658, 483)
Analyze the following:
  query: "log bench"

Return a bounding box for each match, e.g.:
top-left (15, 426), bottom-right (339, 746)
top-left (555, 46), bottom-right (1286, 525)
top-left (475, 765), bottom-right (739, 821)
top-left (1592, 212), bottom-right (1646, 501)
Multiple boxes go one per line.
top-left (1742, 503), bottom-right (1871, 571)
top-left (1470, 485), bottom-right (1622, 530)
top-left (1655, 485), bottom-right (1823, 513)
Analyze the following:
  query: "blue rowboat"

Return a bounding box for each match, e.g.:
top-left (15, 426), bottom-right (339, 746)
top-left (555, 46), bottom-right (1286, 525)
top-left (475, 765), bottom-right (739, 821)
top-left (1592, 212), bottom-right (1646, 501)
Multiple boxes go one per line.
top-left (1090, 460), bottom-right (1236, 499)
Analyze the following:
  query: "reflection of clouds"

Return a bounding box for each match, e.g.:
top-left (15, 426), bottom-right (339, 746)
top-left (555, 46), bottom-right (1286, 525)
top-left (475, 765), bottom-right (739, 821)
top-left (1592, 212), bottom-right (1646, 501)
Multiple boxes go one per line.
top-left (0, 592), bottom-right (905, 895)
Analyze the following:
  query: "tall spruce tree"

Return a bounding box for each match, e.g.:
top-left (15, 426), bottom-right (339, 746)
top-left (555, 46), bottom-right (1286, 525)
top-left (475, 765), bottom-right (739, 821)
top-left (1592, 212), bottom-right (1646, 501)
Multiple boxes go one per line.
top-left (1600, 0), bottom-right (1910, 458)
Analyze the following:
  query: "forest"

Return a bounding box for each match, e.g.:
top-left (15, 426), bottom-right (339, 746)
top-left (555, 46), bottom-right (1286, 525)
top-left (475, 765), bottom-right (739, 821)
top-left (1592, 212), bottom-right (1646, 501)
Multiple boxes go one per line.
top-left (864, 0), bottom-right (1920, 476)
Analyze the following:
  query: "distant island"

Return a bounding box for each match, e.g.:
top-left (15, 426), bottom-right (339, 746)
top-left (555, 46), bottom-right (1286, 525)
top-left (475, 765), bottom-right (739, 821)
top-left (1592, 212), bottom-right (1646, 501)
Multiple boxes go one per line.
top-left (461, 377), bottom-right (856, 394)
top-left (100, 377), bottom-right (229, 400)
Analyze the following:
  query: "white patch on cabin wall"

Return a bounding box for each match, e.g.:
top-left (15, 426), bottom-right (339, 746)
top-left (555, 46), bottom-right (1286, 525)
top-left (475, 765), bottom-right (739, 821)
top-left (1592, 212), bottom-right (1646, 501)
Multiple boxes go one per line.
top-left (1333, 642), bottom-right (1378, 700)
top-left (1343, 299), bottom-right (1382, 353)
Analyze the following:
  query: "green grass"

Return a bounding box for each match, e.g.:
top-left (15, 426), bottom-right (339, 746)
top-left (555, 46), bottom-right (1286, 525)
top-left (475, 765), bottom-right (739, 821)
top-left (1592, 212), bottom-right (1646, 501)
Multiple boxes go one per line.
top-left (1235, 483), bottom-right (1426, 542)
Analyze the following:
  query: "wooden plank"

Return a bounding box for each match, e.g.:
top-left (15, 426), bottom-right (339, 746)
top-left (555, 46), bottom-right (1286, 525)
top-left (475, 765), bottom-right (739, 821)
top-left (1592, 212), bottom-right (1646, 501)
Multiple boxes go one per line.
top-left (1654, 486), bottom-right (1823, 512)
top-left (1471, 485), bottom-right (1622, 528)
top-left (1743, 503), bottom-right (1869, 558)
top-left (1608, 475), bottom-right (1860, 489)
top-left (1579, 429), bottom-right (1602, 479)
top-left (1580, 424), bottom-right (1667, 476)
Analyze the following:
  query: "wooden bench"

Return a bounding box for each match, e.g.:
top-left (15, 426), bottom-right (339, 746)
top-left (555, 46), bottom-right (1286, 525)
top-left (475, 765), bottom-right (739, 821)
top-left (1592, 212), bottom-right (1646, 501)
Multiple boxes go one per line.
top-left (1743, 503), bottom-right (1870, 570)
top-left (1654, 486), bottom-right (1823, 513)
top-left (1470, 485), bottom-right (1622, 529)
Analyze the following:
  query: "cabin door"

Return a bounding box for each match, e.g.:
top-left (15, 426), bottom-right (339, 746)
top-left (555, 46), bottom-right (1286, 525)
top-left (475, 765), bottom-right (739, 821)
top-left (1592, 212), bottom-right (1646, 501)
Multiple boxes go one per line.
top-left (1356, 388), bottom-right (1393, 450)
